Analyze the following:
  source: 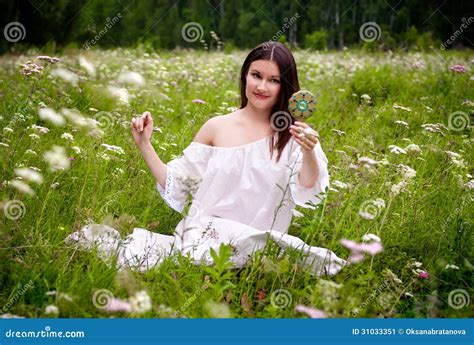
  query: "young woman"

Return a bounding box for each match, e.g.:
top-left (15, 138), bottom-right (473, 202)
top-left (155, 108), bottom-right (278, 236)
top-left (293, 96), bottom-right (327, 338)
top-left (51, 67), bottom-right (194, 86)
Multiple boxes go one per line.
top-left (67, 42), bottom-right (347, 276)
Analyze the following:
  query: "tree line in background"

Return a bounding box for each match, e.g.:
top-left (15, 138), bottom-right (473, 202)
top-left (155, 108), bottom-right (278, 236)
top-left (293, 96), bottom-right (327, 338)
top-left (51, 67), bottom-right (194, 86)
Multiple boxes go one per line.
top-left (0, 0), bottom-right (472, 53)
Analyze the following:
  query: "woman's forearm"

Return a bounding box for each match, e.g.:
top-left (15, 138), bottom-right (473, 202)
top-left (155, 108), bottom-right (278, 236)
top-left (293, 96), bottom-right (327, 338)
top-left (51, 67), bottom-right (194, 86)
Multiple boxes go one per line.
top-left (137, 142), bottom-right (167, 189)
top-left (298, 149), bottom-right (320, 189)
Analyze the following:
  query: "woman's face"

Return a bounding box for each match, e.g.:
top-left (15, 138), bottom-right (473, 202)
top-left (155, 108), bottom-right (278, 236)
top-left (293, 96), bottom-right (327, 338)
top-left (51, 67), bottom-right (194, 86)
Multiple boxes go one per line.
top-left (245, 59), bottom-right (281, 111)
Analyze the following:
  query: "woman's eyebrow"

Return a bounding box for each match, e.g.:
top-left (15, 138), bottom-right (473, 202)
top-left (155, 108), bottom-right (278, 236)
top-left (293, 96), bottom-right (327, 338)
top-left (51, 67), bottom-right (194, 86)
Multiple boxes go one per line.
top-left (250, 69), bottom-right (280, 78)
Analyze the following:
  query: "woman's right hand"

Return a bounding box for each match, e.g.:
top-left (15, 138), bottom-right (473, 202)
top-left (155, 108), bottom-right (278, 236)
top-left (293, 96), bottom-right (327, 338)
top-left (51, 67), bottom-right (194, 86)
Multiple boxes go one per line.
top-left (131, 111), bottom-right (154, 147)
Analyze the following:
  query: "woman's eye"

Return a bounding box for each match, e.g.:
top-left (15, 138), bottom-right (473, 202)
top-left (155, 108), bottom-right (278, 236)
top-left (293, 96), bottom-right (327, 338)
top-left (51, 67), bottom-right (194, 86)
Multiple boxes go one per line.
top-left (271, 79), bottom-right (280, 83)
top-left (252, 73), bottom-right (261, 79)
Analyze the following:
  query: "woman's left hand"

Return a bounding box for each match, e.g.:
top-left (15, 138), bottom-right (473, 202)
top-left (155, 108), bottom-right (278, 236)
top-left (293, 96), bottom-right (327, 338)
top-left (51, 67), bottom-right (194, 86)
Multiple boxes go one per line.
top-left (289, 121), bottom-right (319, 153)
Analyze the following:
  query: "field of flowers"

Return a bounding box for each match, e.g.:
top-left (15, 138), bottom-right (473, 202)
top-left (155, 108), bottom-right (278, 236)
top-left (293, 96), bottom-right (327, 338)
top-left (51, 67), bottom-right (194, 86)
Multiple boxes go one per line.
top-left (0, 48), bottom-right (472, 318)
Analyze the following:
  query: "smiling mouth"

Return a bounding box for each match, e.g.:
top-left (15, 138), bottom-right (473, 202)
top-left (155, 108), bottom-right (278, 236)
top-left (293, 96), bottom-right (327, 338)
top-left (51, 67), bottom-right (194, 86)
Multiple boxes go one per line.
top-left (254, 93), bottom-right (269, 99)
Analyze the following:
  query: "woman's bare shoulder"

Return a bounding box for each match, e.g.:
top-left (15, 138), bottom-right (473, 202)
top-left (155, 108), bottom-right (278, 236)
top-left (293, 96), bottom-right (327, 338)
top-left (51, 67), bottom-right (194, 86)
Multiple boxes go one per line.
top-left (193, 112), bottom-right (237, 145)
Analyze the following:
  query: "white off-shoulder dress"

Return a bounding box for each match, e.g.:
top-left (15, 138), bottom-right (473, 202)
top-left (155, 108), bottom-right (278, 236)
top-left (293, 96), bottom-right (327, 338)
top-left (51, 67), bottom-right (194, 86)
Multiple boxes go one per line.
top-left (66, 133), bottom-right (348, 276)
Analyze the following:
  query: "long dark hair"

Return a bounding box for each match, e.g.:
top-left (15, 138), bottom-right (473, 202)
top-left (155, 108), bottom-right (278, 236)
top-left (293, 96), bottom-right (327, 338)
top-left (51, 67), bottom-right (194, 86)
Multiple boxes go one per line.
top-left (239, 42), bottom-right (300, 163)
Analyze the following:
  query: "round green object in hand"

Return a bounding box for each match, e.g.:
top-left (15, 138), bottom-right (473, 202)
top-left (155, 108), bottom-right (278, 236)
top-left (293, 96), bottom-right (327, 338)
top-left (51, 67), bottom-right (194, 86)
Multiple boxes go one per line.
top-left (288, 90), bottom-right (317, 121)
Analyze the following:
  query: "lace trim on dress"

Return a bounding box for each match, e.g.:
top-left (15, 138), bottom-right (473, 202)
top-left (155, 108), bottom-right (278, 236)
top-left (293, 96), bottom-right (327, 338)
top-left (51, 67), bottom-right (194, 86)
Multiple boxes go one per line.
top-left (156, 167), bottom-right (185, 213)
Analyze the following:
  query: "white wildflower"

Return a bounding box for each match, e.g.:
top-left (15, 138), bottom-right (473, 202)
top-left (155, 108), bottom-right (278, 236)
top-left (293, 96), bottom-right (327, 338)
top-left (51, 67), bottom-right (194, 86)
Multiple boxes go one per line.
top-left (108, 86), bottom-right (130, 104)
top-left (117, 71), bottom-right (145, 86)
top-left (14, 168), bottom-right (43, 184)
top-left (129, 290), bottom-right (152, 314)
top-left (398, 164), bottom-right (417, 180)
top-left (97, 152), bottom-right (111, 161)
top-left (101, 144), bottom-right (125, 155)
top-left (0, 142), bottom-right (9, 147)
top-left (61, 108), bottom-right (93, 127)
top-left (30, 124), bottom-right (50, 133)
top-left (389, 145), bottom-right (407, 155)
top-left (3, 127), bottom-right (13, 133)
top-left (358, 156), bottom-right (379, 166)
top-left (464, 179), bottom-right (474, 190)
top-left (78, 56), bottom-right (96, 77)
top-left (9, 179), bottom-right (35, 195)
top-left (204, 301), bottom-right (232, 318)
top-left (421, 123), bottom-right (445, 135)
top-left (332, 180), bottom-right (349, 190)
top-left (412, 261), bottom-right (423, 268)
top-left (394, 120), bottom-right (409, 127)
top-left (405, 143), bottom-right (422, 156)
top-left (45, 305), bottom-right (59, 315)
top-left (362, 233), bottom-right (381, 242)
top-left (445, 264), bottom-right (459, 270)
top-left (331, 129), bottom-right (346, 136)
top-left (51, 68), bottom-right (79, 86)
top-left (39, 107), bottom-right (65, 126)
top-left (393, 104), bottom-right (412, 112)
top-left (390, 180), bottom-right (409, 196)
top-left (373, 198), bottom-right (386, 209)
top-left (71, 146), bottom-right (81, 155)
top-left (43, 146), bottom-right (70, 171)
top-left (61, 132), bottom-right (74, 141)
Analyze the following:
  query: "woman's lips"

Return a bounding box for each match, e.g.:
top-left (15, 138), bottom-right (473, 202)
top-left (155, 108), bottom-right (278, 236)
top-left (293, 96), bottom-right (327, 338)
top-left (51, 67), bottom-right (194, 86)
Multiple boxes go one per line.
top-left (254, 93), bottom-right (269, 100)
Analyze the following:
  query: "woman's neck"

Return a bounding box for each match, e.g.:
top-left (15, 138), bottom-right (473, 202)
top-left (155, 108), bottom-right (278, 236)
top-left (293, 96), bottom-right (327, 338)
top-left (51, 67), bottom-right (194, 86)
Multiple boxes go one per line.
top-left (240, 104), bottom-right (272, 126)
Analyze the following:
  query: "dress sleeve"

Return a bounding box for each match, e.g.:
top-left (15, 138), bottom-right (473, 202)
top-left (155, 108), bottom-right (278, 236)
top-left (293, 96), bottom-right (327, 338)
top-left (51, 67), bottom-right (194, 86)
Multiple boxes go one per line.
top-left (289, 141), bottom-right (330, 209)
top-left (156, 143), bottom-right (212, 213)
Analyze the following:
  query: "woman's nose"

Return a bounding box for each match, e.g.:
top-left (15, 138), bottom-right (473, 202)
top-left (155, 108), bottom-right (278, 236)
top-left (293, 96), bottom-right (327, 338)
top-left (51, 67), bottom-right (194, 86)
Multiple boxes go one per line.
top-left (257, 80), bottom-right (267, 90)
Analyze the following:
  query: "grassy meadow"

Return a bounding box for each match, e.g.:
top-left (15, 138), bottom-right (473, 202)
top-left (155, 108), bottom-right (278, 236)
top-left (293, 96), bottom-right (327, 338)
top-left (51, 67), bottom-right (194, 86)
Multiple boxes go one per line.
top-left (0, 47), bottom-right (472, 318)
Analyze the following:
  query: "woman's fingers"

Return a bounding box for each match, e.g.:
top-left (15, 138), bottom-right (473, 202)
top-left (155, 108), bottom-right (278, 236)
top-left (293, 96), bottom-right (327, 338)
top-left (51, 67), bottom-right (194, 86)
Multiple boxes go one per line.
top-left (131, 112), bottom-right (152, 134)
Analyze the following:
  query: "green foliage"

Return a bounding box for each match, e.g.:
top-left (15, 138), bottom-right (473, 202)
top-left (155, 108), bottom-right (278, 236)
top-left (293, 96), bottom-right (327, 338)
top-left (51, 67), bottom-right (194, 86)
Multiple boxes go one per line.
top-left (0, 0), bottom-right (470, 53)
top-left (0, 48), bottom-right (472, 318)
top-left (202, 245), bottom-right (236, 301)
top-left (304, 30), bottom-right (328, 50)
